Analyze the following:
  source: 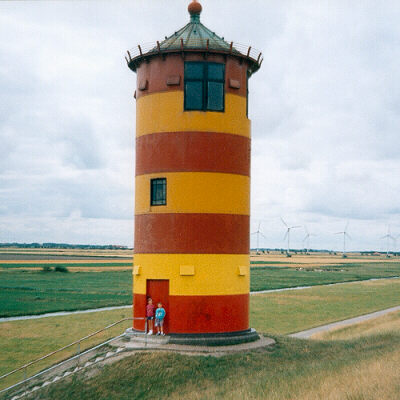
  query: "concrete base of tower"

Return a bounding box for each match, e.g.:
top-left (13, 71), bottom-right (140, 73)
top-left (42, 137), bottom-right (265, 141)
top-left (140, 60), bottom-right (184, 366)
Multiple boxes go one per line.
top-left (125, 327), bottom-right (259, 346)
top-left (168, 328), bottom-right (259, 346)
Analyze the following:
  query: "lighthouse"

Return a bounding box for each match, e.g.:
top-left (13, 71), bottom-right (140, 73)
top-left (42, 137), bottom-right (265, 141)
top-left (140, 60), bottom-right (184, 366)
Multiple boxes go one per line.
top-left (127, 1), bottom-right (262, 342)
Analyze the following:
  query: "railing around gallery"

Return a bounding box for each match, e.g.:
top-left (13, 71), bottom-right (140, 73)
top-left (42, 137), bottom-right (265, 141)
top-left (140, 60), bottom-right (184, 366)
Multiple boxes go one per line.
top-left (126, 39), bottom-right (263, 67)
top-left (0, 317), bottom-right (146, 397)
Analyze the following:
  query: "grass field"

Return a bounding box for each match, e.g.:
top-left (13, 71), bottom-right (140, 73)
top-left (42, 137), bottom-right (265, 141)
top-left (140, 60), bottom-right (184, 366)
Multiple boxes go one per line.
top-left (32, 331), bottom-right (400, 399)
top-left (0, 271), bottom-right (132, 317)
top-left (0, 262), bottom-right (131, 268)
top-left (2, 258), bottom-right (400, 317)
top-left (2, 279), bottom-right (400, 393)
top-left (250, 278), bottom-right (400, 334)
top-left (250, 262), bottom-right (400, 291)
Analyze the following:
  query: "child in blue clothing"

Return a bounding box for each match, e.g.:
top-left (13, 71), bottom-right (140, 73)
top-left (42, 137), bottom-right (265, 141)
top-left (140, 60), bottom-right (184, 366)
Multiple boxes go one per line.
top-left (155, 302), bottom-right (166, 336)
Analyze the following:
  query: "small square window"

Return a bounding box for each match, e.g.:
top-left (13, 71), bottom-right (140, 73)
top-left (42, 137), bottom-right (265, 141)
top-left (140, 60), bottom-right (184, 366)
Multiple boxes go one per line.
top-left (150, 178), bottom-right (166, 206)
top-left (184, 62), bottom-right (225, 112)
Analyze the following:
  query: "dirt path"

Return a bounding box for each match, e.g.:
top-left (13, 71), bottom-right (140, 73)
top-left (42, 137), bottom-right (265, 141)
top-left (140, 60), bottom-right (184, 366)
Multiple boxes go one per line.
top-left (289, 305), bottom-right (400, 339)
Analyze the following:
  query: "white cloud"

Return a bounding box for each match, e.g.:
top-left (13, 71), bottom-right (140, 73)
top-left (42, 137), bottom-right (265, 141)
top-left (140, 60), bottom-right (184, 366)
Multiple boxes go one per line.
top-left (0, 1), bottom-right (399, 249)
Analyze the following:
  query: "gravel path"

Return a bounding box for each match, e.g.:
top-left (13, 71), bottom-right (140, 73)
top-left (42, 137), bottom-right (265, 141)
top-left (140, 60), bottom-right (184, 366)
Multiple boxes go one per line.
top-left (289, 305), bottom-right (400, 339)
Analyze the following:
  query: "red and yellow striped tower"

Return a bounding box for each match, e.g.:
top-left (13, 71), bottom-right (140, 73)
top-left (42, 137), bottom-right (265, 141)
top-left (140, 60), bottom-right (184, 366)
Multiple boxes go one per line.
top-left (126, 1), bottom-right (262, 341)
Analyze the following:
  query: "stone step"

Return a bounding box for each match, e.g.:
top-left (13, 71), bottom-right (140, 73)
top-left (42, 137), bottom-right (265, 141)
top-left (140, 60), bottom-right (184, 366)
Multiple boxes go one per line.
top-left (124, 329), bottom-right (170, 345)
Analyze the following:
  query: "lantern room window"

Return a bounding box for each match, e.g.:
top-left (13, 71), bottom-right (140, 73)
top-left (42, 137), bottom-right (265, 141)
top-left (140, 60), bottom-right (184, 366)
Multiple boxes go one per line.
top-left (184, 62), bottom-right (225, 112)
top-left (150, 178), bottom-right (167, 206)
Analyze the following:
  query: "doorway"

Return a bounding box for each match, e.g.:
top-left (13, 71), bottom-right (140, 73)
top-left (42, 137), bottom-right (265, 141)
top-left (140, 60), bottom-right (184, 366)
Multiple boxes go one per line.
top-left (146, 279), bottom-right (169, 334)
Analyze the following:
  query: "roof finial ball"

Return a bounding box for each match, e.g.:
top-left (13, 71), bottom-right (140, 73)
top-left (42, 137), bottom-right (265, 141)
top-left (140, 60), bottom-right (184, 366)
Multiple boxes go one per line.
top-left (188, 0), bottom-right (202, 21)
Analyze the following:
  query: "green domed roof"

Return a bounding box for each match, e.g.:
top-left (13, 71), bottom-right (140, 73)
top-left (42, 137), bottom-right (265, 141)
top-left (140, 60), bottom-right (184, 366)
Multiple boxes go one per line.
top-left (158, 8), bottom-right (230, 52)
top-left (126, 2), bottom-right (262, 75)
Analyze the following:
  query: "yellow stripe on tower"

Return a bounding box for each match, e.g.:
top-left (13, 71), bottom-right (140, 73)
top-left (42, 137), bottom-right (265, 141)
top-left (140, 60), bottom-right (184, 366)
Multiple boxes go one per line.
top-left (133, 253), bottom-right (249, 296)
top-left (135, 172), bottom-right (250, 215)
top-left (136, 92), bottom-right (250, 137)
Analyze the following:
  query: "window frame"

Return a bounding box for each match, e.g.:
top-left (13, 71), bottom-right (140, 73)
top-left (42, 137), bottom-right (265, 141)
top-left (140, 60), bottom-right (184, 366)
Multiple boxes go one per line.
top-left (150, 178), bottom-right (167, 206)
top-left (184, 61), bottom-right (225, 112)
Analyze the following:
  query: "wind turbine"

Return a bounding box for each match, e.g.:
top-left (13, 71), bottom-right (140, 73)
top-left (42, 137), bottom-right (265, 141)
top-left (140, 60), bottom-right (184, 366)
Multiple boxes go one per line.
top-left (394, 234), bottom-right (400, 257)
top-left (303, 226), bottom-right (316, 254)
top-left (251, 222), bottom-right (266, 254)
top-left (281, 218), bottom-right (301, 257)
top-left (335, 222), bottom-right (351, 258)
top-left (381, 226), bottom-right (394, 258)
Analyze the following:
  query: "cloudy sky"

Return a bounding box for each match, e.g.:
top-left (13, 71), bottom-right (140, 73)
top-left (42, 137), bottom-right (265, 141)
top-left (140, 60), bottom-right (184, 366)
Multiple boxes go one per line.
top-left (1, 0), bottom-right (399, 251)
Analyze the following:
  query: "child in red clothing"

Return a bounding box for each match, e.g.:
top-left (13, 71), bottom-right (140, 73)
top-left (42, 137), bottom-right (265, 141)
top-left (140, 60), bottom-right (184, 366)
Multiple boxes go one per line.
top-left (146, 297), bottom-right (155, 335)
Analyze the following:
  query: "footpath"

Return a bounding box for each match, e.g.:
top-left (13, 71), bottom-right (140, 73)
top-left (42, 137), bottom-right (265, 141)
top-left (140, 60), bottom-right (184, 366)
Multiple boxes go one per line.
top-left (290, 305), bottom-right (400, 339)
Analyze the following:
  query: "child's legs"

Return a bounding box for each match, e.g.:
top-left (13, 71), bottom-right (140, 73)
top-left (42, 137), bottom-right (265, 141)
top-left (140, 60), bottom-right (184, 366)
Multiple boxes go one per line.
top-left (149, 319), bottom-right (153, 331)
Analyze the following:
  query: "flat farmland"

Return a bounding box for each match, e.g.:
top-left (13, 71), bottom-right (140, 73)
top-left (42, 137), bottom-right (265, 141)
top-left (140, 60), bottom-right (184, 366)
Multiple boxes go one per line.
top-left (0, 247), bottom-right (133, 259)
top-left (1, 250), bottom-right (400, 317)
top-left (250, 262), bottom-right (400, 291)
top-left (250, 252), bottom-right (400, 265)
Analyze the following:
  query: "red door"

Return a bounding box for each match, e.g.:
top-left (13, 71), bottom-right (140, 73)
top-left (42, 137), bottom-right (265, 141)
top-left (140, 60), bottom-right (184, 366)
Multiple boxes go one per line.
top-left (146, 280), bottom-right (169, 333)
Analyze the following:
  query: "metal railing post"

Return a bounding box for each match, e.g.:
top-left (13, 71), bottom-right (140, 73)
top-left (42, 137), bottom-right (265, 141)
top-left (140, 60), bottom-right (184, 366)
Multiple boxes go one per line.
top-left (24, 366), bottom-right (27, 393)
top-left (145, 319), bottom-right (148, 348)
top-left (76, 341), bottom-right (80, 368)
